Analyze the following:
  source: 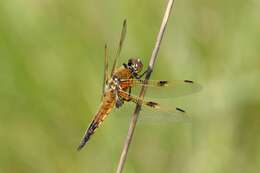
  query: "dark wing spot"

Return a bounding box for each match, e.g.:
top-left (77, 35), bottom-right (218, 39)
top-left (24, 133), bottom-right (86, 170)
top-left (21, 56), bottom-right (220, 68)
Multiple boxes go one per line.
top-left (176, 107), bottom-right (186, 113)
top-left (157, 80), bottom-right (168, 86)
top-left (184, 80), bottom-right (194, 83)
top-left (146, 101), bottom-right (159, 108)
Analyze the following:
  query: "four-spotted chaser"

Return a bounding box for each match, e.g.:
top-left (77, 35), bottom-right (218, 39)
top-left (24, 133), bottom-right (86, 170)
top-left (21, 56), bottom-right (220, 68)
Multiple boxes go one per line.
top-left (77, 20), bottom-right (201, 150)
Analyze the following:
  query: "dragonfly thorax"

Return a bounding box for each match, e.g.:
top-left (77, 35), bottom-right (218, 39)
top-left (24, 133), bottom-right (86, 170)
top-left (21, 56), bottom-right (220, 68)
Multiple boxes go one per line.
top-left (107, 76), bottom-right (121, 91)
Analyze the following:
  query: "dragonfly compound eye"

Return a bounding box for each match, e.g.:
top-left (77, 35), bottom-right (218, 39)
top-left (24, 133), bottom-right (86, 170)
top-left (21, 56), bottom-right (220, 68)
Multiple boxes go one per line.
top-left (128, 59), bottom-right (133, 66)
top-left (128, 58), bottom-right (143, 73)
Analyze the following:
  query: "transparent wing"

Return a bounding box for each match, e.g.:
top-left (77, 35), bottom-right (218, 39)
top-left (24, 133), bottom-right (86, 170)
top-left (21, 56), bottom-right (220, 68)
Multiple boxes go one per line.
top-left (118, 90), bottom-right (191, 124)
top-left (102, 44), bottom-right (109, 98)
top-left (120, 79), bottom-right (202, 98)
top-left (138, 104), bottom-right (191, 124)
top-left (111, 19), bottom-right (127, 76)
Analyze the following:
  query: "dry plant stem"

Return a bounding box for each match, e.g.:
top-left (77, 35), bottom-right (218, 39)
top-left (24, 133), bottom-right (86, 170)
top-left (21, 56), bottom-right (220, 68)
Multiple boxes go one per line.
top-left (115, 0), bottom-right (175, 173)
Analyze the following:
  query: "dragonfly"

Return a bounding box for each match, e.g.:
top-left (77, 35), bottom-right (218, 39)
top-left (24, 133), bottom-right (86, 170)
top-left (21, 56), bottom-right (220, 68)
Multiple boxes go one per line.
top-left (77, 20), bottom-right (201, 150)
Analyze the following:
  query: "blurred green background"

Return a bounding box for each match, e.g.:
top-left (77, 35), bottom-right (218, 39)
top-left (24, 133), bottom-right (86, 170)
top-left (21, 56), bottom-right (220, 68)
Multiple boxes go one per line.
top-left (1, 0), bottom-right (260, 173)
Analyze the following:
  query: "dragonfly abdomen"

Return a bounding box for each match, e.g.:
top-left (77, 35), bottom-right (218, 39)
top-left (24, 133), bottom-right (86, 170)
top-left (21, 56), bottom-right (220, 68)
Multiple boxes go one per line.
top-left (77, 90), bottom-right (116, 150)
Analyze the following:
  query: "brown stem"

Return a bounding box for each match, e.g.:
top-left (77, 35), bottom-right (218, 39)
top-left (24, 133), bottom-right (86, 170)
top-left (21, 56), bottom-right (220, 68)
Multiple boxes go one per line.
top-left (115, 0), bottom-right (175, 173)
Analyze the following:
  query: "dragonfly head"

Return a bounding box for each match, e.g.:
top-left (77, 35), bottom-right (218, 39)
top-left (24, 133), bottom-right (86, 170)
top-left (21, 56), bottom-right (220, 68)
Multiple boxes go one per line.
top-left (127, 58), bottom-right (143, 74)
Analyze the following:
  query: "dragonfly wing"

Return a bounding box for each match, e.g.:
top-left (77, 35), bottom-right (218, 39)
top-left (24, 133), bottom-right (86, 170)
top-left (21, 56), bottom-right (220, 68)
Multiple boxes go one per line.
top-left (138, 104), bottom-right (191, 124)
top-left (111, 19), bottom-right (127, 76)
top-left (118, 90), bottom-right (191, 124)
top-left (120, 79), bottom-right (202, 98)
top-left (102, 44), bottom-right (109, 98)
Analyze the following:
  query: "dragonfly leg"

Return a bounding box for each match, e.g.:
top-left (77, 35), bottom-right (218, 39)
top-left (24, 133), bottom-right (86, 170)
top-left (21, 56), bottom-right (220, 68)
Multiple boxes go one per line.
top-left (116, 97), bottom-right (124, 108)
top-left (135, 69), bottom-right (148, 79)
top-left (119, 91), bottom-right (133, 102)
top-left (128, 86), bottom-right (132, 96)
top-left (115, 88), bottom-right (125, 108)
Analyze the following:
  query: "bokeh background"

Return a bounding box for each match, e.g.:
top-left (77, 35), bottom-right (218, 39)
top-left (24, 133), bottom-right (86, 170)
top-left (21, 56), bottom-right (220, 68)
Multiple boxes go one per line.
top-left (1, 0), bottom-right (260, 173)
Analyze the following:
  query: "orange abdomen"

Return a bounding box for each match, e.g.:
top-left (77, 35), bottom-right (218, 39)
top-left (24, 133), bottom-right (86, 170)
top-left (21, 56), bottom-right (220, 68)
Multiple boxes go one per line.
top-left (77, 90), bottom-right (116, 150)
top-left (77, 66), bottom-right (132, 150)
top-left (93, 91), bottom-right (116, 125)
